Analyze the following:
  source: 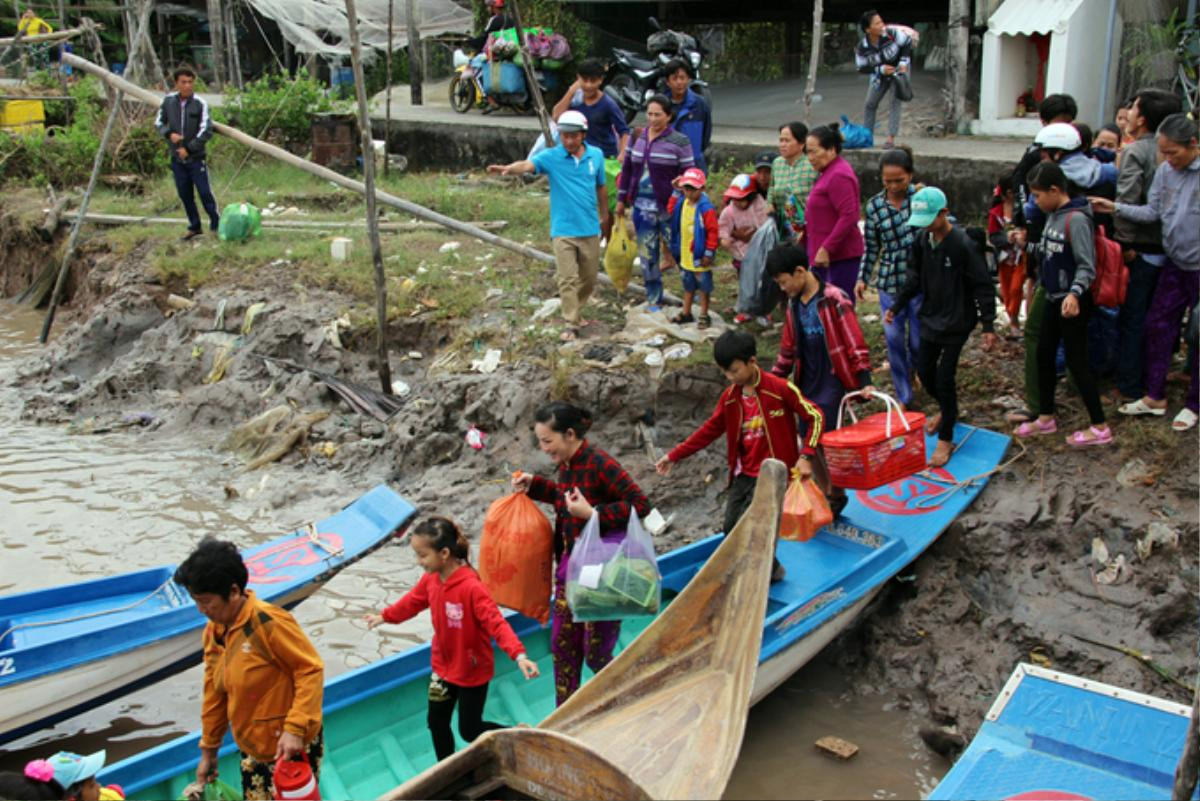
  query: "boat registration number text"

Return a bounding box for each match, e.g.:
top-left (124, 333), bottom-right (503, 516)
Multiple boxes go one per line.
top-left (0, 657), bottom-right (15, 677)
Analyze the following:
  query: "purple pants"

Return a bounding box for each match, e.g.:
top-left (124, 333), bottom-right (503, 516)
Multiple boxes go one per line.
top-left (551, 568), bottom-right (620, 706)
top-left (1144, 260), bottom-right (1199, 412)
top-left (813, 257), bottom-right (861, 304)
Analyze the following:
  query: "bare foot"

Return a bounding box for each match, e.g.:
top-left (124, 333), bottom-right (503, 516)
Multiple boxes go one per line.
top-left (929, 440), bottom-right (953, 467)
top-left (924, 413), bottom-right (942, 434)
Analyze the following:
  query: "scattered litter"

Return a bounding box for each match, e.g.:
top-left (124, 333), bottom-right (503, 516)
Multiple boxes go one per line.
top-left (191, 344), bottom-right (204, 359)
top-left (582, 344), bottom-right (616, 363)
top-left (1136, 522), bottom-right (1179, 561)
top-left (222, 405), bottom-right (330, 471)
top-left (417, 265), bottom-right (429, 274)
top-left (401, 277), bottom-right (416, 290)
top-left (644, 508), bottom-right (674, 536)
top-left (471, 348), bottom-right (503, 373)
top-left (1029, 646), bottom-right (1052, 668)
top-left (439, 241), bottom-right (461, 253)
top-left (862, 313), bottom-right (880, 323)
top-left (531, 298), bottom-right (562, 321)
top-left (212, 298), bottom-right (227, 330)
top-left (815, 736), bottom-right (858, 760)
top-left (391, 379), bottom-right (411, 397)
top-left (644, 335), bottom-right (666, 347)
top-left (165, 293), bottom-right (195, 314)
top-left (241, 302), bottom-right (267, 335)
top-left (1091, 537), bottom-right (1129, 585)
top-left (485, 287), bottom-right (504, 300)
top-left (322, 314), bottom-right (351, 349)
top-left (1116, 458), bottom-right (1156, 488)
top-left (418, 297), bottom-right (440, 310)
top-left (254, 355), bottom-right (406, 421)
top-left (662, 343), bottom-right (692, 361)
top-left (314, 441), bottom-right (339, 458)
top-left (643, 350), bottom-right (664, 367)
top-left (205, 343), bottom-right (237, 384)
top-left (407, 350), bottom-right (424, 360)
top-left (465, 425), bottom-right (486, 450)
top-left (331, 237), bottom-right (353, 261)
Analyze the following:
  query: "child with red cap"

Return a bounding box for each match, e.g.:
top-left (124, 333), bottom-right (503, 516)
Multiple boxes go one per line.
top-left (719, 173), bottom-right (770, 274)
top-left (667, 167), bottom-right (719, 328)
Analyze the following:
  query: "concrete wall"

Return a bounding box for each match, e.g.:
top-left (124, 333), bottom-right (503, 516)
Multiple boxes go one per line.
top-left (375, 120), bottom-right (1010, 222)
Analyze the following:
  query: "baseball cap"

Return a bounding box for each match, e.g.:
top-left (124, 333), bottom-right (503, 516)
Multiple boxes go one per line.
top-left (47, 750), bottom-right (106, 789)
top-left (906, 186), bottom-right (948, 228)
top-left (754, 151), bottom-right (775, 169)
top-left (556, 110), bottom-right (588, 133)
top-left (723, 173), bottom-right (756, 200)
top-left (679, 167), bottom-right (707, 188)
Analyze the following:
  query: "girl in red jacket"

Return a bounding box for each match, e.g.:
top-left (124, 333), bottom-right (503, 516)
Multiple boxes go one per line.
top-left (365, 517), bottom-right (539, 761)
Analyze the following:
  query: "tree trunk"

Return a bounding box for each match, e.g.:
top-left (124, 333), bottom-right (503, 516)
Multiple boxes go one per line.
top-left (946, 0), bottom-right (970, 133)
top-left (384, 0), bottom-right (394, 174)
top-left (404, 0), bottom-right (422, 105)
top-left (225, 0), bottom-right (242, 89)
top-left (345, 0), bottom-right (393, 394)
top-left (205, 0), bottom-right (226, 89)
top-left (802, 0), bottom-right (823, 126)
top-left (508, 0), bottom-right (553, 146)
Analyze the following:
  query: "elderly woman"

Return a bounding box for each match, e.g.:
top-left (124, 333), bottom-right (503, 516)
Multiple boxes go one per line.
top-left (1092, 112), bottom-right (1200, 432)
top-left (174, 538), bottom-right (324, 800)
top-left (768, 121), bottom-right (816, 244)
top-left (804, 123), bottom-right (866, 301)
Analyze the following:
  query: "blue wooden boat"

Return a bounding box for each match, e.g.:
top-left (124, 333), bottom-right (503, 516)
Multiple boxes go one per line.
top-left (101, 424), bottom-right (1009, 799)
top-left (0, 484), bottom-right (416, 745)
top-left (930, 662), bottom-right (1197, 801)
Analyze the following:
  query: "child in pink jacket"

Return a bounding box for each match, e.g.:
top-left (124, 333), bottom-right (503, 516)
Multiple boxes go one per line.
top-left (718, 173), bottom-right (770, 271)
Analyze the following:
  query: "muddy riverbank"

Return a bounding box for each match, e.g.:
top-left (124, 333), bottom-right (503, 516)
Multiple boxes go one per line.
top-left (1, 187), bottom-right (1196, 790)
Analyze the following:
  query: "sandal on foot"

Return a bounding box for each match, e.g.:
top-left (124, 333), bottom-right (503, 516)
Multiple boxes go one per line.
top-left (1014, 418), bottom-right (1057, 437)
top-left (1065, 426), bottom-right (1113, 446)
top-left (559, 328), bottom-right (579, 342)
top-left (697, 314), bottom-right (712, 329)
top-left (1005, 408), bottom-right (1035, 424)
top-left (1118, 398), bottom-right (1166, 416)
top-left (671, 312), bottom-right (695, 324)
top-left (733, 313), bottom-right (752, 324)
top-left (1172, 408), bottom-right (1198, 431)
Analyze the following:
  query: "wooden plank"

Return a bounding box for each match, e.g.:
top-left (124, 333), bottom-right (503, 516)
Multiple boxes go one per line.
top-left (76, 211), bottom-right (509, 232)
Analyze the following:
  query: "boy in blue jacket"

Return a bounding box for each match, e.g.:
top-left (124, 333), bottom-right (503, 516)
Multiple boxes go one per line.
top-left (667, 168), bottom-right (719, 329)
top-left (665, 59), bottom-right (712, 173)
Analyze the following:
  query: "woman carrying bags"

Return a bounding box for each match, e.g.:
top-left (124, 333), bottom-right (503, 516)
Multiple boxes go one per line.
top-left (804, 123), bottom-right (867, 302)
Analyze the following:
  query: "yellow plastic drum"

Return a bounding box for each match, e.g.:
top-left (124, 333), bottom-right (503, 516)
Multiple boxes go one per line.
top-left (0, 99), bottom-right (46, 134)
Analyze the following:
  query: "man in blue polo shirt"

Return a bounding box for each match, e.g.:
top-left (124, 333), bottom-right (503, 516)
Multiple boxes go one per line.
top-left (489, 110), bottom-right (608, 341)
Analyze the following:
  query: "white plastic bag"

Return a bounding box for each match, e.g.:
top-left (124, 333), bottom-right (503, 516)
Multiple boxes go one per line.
top-left (565, 510), bottom-right (661, 622)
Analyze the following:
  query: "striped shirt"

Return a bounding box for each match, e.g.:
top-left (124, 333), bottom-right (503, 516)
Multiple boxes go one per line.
top-left (860, 187), bottom-right (916, 295)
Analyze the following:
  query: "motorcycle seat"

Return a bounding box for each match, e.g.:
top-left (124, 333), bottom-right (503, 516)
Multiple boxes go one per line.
top-left (613, 48), bottom-right (657, 72)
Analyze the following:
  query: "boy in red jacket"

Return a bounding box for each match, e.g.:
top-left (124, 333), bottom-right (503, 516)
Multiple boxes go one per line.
top-left (655, 330), bottom-right (824, 582)
top-left (366, 517), bottom-right (538, 761)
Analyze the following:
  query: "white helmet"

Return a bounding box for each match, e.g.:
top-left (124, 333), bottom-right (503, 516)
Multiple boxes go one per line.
top-left (556, 110), bottom-right (588, 133)
top-left (1035, 122), bottom-right (1082, 151)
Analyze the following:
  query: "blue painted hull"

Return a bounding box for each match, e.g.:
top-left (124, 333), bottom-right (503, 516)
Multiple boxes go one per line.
top-left (930, 662), bottom-right (1197, 801)
top-left (0, 484), bottom-right (417, 744)
top-left (101, 424), bottom-right (1010, 797)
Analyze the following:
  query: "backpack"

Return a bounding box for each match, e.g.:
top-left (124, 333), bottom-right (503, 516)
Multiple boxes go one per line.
top-left (1065, 211), bottom-right (1127, 308)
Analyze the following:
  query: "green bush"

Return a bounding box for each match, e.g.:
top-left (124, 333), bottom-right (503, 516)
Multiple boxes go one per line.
top-left (224, 69), bottom-right (344, 147)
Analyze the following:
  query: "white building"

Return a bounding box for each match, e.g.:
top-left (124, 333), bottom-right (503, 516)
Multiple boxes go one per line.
top-left (974, 0), bottom-right (1123, 136)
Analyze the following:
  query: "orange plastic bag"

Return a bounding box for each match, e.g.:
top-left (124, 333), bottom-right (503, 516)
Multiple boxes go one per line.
top-left (478, 491), bottom-right (553, 623)
top-left (779, 472), bottom-right (834, 542)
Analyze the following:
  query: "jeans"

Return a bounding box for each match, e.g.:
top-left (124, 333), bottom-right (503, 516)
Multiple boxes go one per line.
top-left (1037, 294), bottom-right (1105, 425)
top-left (878, 290), bottom-right (922, 406)
top-left (170, 158), bottom-right (220, 232)
top-left (633, 208), bottom-right (671, 306)
top-left (916, 338), bottom-right (963, 442)
top-left (427, 679), bottom-right (504, 761)
top-left (1115, 254), bottom-right (1163, 399)
top-left (864, 76), bottom-right (902, 140)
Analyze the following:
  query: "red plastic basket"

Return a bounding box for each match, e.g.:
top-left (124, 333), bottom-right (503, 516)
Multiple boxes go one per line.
top-left (820, 390), bottom-right (927, 490)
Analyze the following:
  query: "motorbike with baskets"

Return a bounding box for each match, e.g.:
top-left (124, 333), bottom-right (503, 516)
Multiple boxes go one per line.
top-left (603, 16), bottom-right (710, 123)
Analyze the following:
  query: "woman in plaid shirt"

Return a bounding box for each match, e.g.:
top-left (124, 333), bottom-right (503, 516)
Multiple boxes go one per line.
top-left (512, 402), bottom-right (652, 705)
top-left (859, 149), bottom-right (920, 407)
top-left (769, 121), bottom-right (818, 243)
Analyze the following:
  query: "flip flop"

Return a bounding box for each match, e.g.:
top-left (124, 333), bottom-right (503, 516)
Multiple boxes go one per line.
top-left (1172, 408), bottom-right (1198, 431)
top-left (1014, 418), bottom-right (1057, 437)
top-left (1065, 426), bottom-right (1114, 447)
top-left (671, 312), bottom-right (695, 324)
top-left (697, 314), bottom-right (712, 330)
top-left (1118, 398), bottom-right (1167, 416)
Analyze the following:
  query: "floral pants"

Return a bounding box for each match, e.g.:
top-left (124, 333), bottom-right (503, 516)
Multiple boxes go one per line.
top-left (239, 730), bottom-right (324, 801)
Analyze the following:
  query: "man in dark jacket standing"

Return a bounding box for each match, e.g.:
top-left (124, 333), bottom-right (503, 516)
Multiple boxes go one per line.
top-left (887, 186), bottom-right (997, 466)
top-left (155, 66), bottom-right (219, 240)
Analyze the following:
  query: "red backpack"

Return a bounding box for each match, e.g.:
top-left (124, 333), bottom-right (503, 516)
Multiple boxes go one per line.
top-left (1065, 211), bottom-right (1128, 308)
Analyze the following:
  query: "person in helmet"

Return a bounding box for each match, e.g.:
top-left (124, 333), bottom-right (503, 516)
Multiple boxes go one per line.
top-left (488, 110), bottom-right (609, 341)
top-left (466, 0), bottom-right (513, 53)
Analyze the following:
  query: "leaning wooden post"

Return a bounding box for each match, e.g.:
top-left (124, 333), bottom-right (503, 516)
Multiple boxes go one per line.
top-left (39, 91), bottom-right (124, 343)
top-left (1174, 677), bottom-right (1200, 801)
top-left (802, 0), bottom-right (823, 125)
top-left (384, 0), bottom-right (394, 175)
top-left (345, 0), bottom-right (393, 395)
top-left (404, 0), bottom-right (422, 105)
top-left (508, 0), bottom-right (553, 146)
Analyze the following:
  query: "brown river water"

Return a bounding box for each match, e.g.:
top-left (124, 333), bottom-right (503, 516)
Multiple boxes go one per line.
top-left (0, 303), bottom-right (947, 797)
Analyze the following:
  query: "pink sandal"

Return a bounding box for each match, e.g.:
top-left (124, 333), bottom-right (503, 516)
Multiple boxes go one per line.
top-left (1014, 418), bottom-right (1057, 437)
top-left (1066, 426), bottom-right (1113, 447)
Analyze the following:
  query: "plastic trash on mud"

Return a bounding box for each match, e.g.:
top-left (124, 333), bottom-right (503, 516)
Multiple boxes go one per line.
top-left (471, 349), bottom-right (503, 373)
top-left (221, 405), bottom-right (330, 471)
top-left (465, 425), bottom-right (486, 450)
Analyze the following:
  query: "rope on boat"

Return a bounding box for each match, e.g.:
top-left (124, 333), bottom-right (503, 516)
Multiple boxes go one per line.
top-left (305, 522), bottom-right (344, 557)
top-left (909, 434), bottom-right (1027, 509)
top-left (0, 576), bottom-right (175, 647)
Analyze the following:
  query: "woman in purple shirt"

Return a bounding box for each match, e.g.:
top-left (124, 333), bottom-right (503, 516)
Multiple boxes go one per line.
top-left (804, 123), bottom-right (866, 302)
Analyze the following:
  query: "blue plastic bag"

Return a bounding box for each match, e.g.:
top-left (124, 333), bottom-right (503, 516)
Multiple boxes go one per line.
top-left (839, 114), bottom-right (874, 149)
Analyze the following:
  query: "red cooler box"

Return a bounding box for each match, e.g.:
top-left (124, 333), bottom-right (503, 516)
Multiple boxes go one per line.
top-left (820, 390), bottom-right (927, 490)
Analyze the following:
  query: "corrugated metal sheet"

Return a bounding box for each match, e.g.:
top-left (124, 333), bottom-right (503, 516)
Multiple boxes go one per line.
top-left (987, 0), bottom-right (1085, 36)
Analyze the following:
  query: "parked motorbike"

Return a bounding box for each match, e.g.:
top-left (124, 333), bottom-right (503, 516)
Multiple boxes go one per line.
top-left (603, 16), bottom-right (710, 123)
top-left (450, 47), bottom-right (563, 115)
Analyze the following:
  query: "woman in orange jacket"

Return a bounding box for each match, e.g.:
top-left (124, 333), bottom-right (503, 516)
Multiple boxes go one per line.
top-left (174, 538), bottom-right (324, 801)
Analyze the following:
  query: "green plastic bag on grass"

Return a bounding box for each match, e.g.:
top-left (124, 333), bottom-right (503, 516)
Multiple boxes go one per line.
top-left (218, 202), bottom-right (262, 243)
top-left (177, 778), bottom-right (242, 801)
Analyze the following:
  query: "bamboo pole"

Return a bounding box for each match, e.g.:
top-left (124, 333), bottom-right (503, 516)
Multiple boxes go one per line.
top-left (77, 212), bottom-right (510, 232)
top-left (404, 0), bottom-right (422, 105)
top-left (345, 0), bottom-right (393, 395)
top-left (39, 92), bottom-right (124, 343)
top-left (802, 0), bottom-right (823, 126)
top-left (384, 0), bottom-right (394, 175)
top-left (508, 0), bottom-right (553, 146)
top-left (205, 0), bottom-right (226, 89)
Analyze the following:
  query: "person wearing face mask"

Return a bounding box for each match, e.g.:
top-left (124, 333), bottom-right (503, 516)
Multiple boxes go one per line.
top-left (511, 402), bottom-right (652, 706)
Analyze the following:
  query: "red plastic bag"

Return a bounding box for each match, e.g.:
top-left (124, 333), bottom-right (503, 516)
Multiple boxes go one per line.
top-left (479, 491), bottom-right (553, 623)
top-left (779, 472), bottom-right (833, 541)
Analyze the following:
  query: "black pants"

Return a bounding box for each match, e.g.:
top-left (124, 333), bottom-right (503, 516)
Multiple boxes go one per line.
top-left (427, 677), bottom-right (504, 761)
top-left (1037, 294), bottom-right (1105, 425)
top-left (917, 338), bottom-right (963, 443)
top-left (170, 158), bottom-right (220, 233)
top-left (725, 473), bottom-right (786, 578)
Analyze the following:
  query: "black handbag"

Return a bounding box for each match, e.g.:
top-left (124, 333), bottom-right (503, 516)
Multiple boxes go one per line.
top-left (892, 71), bottom-right (914, 102)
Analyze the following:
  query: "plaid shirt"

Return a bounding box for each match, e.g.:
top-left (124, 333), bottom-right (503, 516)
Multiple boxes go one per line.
top-left (770, 155), bottom-right (818, 223)
top-left (528, 441), bottom-right (652, 562)
top-left (861, 187), bottom-right (916, 296)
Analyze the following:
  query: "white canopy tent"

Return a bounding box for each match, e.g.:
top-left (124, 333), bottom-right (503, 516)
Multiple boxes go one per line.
top-left (244, 0), bottom-right (473, 57)
top-left (974, 0), bottom-right (1122, 136)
